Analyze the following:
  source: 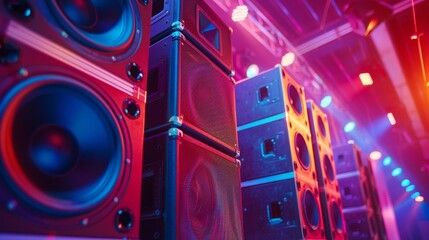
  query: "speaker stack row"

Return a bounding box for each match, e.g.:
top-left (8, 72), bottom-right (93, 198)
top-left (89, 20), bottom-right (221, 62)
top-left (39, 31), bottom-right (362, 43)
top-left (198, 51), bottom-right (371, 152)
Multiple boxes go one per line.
top-left (333, 143), bottom-right (386, 239)
top-left (140, 0), bottom-right (243, 239)
top-left (235, 65), bottom-right (345, 239)
top-left (0, 1), bottom-right (152, 239)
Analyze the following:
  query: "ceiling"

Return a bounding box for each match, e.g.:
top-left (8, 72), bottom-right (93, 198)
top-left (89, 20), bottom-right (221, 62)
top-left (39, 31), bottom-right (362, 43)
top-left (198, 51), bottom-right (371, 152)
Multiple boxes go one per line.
top-left (208, 0), bottom-right (429, 215)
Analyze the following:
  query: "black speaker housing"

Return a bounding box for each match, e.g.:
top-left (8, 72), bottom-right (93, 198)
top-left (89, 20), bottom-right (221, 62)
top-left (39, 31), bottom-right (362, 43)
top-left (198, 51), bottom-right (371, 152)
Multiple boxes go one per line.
top-left (150, 0), bottom-right (233, 74)
top-left (140, 129), bottom-right (243, 240)
top-left (241, 175), bottom-right (325, 240)
top-left (145, 32), bottom-right (238, 157)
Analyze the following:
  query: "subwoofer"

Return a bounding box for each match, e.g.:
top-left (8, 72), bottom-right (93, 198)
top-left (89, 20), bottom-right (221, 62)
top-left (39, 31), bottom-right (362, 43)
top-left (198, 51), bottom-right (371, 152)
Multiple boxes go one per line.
top-left (307, 100), bottom-right (346, 239)
top-left (150, 0), bottom-right (233, 74)
top-left (145, 33), bottom-right (238, 157)
top-left (0, 1), bottom-right (152, 239)
top-left (140, 129), bottom-right (243, 240)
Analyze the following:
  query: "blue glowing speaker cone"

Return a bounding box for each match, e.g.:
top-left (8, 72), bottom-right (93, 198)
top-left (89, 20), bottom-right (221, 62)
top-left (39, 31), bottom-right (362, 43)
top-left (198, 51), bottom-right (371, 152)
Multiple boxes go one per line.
top-left (0, 75), bottom-right (123, 215)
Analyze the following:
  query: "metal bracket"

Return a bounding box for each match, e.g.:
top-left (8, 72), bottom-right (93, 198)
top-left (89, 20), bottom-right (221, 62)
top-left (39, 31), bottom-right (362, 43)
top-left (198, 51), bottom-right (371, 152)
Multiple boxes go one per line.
top-left (168, 115), bottom-right (183, 127)
top-left (171, 21), bottom-right (185, 32)
top-left (168, 127), bottom-right (183, 138)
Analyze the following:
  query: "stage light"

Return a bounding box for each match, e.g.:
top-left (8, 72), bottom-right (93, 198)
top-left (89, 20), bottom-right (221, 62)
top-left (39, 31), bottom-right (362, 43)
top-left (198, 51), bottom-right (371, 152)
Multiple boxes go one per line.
top-left (391, 167), bottom-right (402, 177)
top-left (406, 185), bottom-right (415, 192)
top-left (320, 95), bottom-right (332, 108)
top-left (344, 121), bottom-right (356, 133)
top-left (411, 192), bottom-right (421, 199)
top-left (246, 64), bottom-right (259, 78)
top-left (415, 196), bottom-right (424, 202)
top-left (281, 52), bottom-right (295, 67)
top-left (383, 156), bottom-right (392, 166)
top-left (387, 112), bottom-right (396, 125)
top-left (359, 72), bottom-right (373, 86)
top-left (369, 151), bottom-right (382, 161)
top-left (232, 5), bottom-right (248, 22)
top-left (401, 179), bottom-right (410, 187)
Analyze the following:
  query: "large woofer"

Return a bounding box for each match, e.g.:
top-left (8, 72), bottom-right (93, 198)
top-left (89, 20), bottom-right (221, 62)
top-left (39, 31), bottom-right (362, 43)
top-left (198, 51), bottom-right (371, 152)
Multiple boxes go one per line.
top-left (0, 75), bottom-right (124, 216)
top-left (49, 0), bottom-right (139, 53)
top-left (302, 189), bottom-right (320, 231)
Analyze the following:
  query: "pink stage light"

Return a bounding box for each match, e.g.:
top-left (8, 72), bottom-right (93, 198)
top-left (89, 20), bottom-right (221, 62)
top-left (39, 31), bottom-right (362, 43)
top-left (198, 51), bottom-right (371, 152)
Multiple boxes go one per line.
top-left (359, 72), bottom-right (373, 86)
top-left (232, 5), bottom-right (248, 22)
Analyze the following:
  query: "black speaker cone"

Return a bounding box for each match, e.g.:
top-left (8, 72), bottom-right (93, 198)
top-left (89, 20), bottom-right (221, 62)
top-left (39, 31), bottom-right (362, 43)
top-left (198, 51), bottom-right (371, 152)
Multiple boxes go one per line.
top-left (0, 75), bottom-right (123, 215)
top-left (288, 84), bottom-right (303, 115)
top-left (50, 0), bottom-right (138, 52)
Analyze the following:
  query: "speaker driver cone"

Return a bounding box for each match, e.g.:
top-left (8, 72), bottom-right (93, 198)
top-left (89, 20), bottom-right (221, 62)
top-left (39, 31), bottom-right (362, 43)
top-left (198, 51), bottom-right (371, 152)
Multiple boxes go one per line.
top-left (0, 75), bottom-right (123, 216)
top-left (49, 0), bottom-right (139, 53)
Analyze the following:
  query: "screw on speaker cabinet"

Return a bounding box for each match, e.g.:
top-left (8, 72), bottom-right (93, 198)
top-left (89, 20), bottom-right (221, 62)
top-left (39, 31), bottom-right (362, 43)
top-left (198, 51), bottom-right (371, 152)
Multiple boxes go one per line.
top-left (0, 1), bottom-right (152, 239)
top-left (150, 0), bottom-right (233, 74)
top-left (235, 66), bottom-right (316, 182)
top-left (241, 175), bottom-right (325, 239)
top-left (145, 32), bottom-right (238, 157)
top-left (140, 128), bottom-right (243, 240)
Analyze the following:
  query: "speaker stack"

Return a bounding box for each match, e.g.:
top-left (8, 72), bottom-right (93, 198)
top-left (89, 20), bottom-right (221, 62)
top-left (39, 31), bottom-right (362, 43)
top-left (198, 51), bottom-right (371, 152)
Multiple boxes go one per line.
top-left (307, 100), bottom-right (347, 239)
top-left (0, 1), bottom-right (152, 239)
top-left (236, 66), bottom-right (325, 239)
top-left (364, 161), bottom-right (388, 239)
top-left (333, 143), bottom-right (380, 239)
top-left (141, 0), bottom-right (243, 239)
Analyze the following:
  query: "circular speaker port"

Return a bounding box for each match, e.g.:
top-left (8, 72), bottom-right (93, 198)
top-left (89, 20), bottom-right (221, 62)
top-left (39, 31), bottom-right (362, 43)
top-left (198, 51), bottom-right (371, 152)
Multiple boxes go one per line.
top-left (324, 155), bottom-right (335, 182)
top-left (317, 115), bottom-right (326, 138)
top-left (288, 84), bottom-right (303, 114)
top-left (295, 133), bottom-right (310, 169)
top-left (0, 75), bottom-right (123, 216)
top-left (331, 201), bottom-right (344, 231)
top-left (303, 189), bottom-right (320, 230)
top-left (123, 98), bottom-right (140, 119)
top-left (127, 62), bottom-right (143, 82)
top-left (115, 208), bottom-right (134, 232)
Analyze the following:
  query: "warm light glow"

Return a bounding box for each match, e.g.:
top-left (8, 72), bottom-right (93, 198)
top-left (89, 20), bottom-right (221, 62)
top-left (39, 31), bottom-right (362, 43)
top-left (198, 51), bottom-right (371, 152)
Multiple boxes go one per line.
top-left (387, 112), bottom-right (396, 125)
top-left (344, 121), bottom-right (356, 133)
top-left (406, 185), bottom-right (415, 192)
top-left (281, 52), bottom-right (295, 66)
top-left (391, 167), bottom-right (402, 177)
top-left (415, 196), bottom-right (424, 202)
top-left (359, 72), bottom-right (373, 86)
top-left (411, 192), bottom-right (421, 199)
top-left (369, 151), bottom-right (382, 161)
top-left (246, 64), bottom-right (259, 78)
top-left (401, 179), bottom-right (411, 187)
top-left (383, 157), bottom-right (392, 166)
top-left (232, 5), bottom-right (248, 22)
top-left (320, 96), bottom-right (332, 108)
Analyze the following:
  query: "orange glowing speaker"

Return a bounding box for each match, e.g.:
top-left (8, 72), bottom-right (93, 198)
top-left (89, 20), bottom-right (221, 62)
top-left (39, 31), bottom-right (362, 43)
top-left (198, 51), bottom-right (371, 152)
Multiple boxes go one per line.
top-left (0, 1), bottom-right (151, 239)
top-left (307, 100), bottom-right (347, 239)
